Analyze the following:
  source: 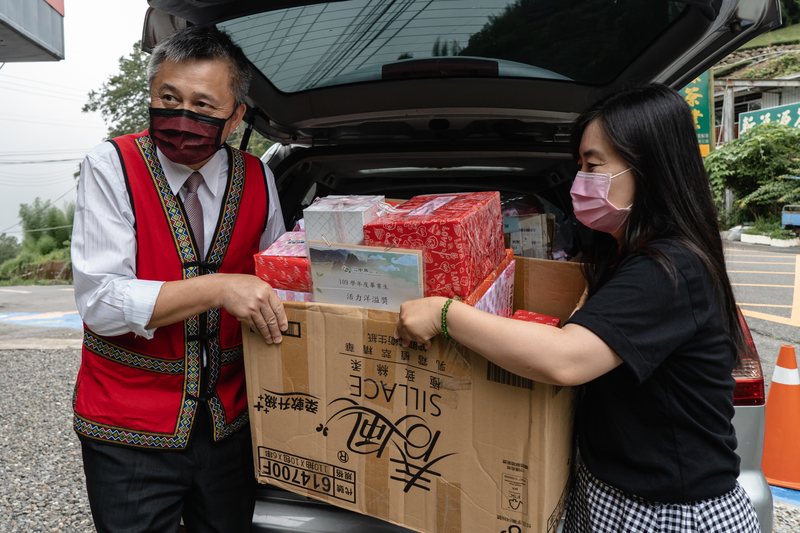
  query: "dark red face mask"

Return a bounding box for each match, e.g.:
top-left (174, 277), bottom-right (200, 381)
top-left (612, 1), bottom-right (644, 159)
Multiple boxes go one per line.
top-left (149, 107), bottom-right (234, 166)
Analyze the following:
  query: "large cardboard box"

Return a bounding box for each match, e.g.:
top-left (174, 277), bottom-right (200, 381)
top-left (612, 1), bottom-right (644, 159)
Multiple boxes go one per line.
top-left (243, 257), bottom-right (587, 533)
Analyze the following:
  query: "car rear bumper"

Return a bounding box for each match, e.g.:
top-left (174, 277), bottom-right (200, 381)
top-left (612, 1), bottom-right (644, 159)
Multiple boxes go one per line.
top-left (734, 403), bottom-right (773, 533)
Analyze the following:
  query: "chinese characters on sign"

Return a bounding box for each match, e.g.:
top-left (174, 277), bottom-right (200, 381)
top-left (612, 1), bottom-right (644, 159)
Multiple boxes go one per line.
top-left (738, 102), bottom-right (800, 136)
top-left (253, 391), bottom-right (320, 415)
top-left (307, 241), bottom-right (424, 312)
top-left (680, 71), bottom-right (714, 157)
top-left (317, 398), bottom-right (455, 494)
top-left (341, 330), bottom-right (451, 395)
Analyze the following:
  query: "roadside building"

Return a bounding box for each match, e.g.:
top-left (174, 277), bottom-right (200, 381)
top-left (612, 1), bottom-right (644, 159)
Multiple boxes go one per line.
top-left (0, 0), bottom-right (65, 62)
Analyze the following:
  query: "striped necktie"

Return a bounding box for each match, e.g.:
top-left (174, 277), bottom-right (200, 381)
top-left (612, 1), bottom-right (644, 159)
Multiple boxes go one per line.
top-left (184, 171), bottom-right (205, 260)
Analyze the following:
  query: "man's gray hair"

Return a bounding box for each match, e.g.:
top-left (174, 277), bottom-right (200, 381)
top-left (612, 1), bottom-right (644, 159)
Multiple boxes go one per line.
top-left (148, 26), bottom-right (252, 108)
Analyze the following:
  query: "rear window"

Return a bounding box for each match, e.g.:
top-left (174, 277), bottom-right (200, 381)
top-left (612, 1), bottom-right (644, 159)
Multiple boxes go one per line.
top-left (219, 0), bottom-right (685, 93)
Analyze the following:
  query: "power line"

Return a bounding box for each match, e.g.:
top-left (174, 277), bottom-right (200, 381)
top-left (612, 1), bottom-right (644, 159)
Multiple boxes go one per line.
top-left (3, 224), bottom-right (74, 236)
top-left (22, 224), bottom-right (73, 233)
top-left (0, 116), bottom-right (104, 130)
top-left (0, 81), bottom-right (87, 103)
top-left (0, 222), bottom-right (19, 234)
top-left (51, 185), bottom-right (77, 204)
top-left (0, 73), bottom-right (87, 96)
top-left (0, 148), bottom-right (93, 157)
top-left (0, 158), bottom-right (84, 165)
top-left (0, 185), bottom-right (77, 235)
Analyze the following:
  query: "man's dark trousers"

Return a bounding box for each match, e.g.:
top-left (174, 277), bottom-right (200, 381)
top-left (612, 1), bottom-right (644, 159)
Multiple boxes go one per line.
top-left (81, 407), bottom-right (257, 533)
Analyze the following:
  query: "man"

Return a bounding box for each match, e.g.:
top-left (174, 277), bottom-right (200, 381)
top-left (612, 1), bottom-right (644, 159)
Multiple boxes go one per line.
top-left (71, 25), bottom-right (287, 532)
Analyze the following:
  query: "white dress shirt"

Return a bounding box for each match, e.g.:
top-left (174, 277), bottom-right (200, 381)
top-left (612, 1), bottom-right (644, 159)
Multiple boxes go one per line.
top-left (72, 142), bottom-right (285, 339)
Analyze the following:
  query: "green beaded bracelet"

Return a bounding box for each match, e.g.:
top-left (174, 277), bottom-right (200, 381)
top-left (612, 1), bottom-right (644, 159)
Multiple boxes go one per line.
top-left (441, 298), bottom-right (454, 340)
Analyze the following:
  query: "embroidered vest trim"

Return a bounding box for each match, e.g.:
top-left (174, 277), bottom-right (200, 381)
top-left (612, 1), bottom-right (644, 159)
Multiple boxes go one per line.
top-left (74, 133), bottom-right (261, 449)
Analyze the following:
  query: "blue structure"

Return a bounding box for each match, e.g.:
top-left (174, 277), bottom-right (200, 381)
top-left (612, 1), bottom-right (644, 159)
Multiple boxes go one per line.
top-left (782, 205), bottom-right (800, 229)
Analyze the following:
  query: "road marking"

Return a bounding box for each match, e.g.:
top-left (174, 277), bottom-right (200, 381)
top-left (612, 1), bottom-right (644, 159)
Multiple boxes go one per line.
top-left (726, 248), bottom-right (798, 256)
top-left (793, 255), bottom-right (800, 323)
top-left (0, 311), bottom-right (82, 329)
top-left (734, 254), bottom-right (800, 328)
top-left (728, 271), bottom-right (794, 274)
top-left (771, 486), bottom-right (800, 507)
top-left (726, 261), bottom-right (794, 265)
top-left (738, 303), bottom-right (793, 308)
top-left (731, 283), bottom-right (793, 288)
top-left (1, 311), bottom-right (78, 321)
top-left (740, 309), bottom-right (800, 327)
top-left (0, 289), bottom-right (31, 294)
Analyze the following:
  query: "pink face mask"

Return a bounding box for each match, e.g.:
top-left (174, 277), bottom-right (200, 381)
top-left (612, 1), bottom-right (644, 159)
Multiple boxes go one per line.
top-left (570, 168), bottom-right (632, 234)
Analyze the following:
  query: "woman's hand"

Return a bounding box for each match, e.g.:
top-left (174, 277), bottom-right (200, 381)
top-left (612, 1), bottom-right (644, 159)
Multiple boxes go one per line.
top-left (394, 296), bottom-right (448, 349)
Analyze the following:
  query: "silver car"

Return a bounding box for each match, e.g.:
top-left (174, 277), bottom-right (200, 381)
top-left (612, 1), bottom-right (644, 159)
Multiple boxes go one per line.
top-left (143, 0), bottom-right (780, 531)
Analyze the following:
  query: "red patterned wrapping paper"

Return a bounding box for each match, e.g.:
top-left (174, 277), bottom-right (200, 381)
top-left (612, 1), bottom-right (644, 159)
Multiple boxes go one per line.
top-left (473, 259), bottom-right (515, 318)
top-left (461, 249), bottom-right (513, 306)
top-left (363, 192), bottom-right (505, 299)
top-left (512, 309), bottom-right (561, 327)
top-left (254, 232), bottom-right (313, 292)
top-left (273, 289), bottom-right (314, 303)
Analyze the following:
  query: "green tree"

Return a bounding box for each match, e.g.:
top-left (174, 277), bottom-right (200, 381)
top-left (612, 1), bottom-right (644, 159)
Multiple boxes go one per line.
top-left (225, 123), bottom-right (274, 157)
top-left (0, 234), bottom-right (20, 266)
top-left (781, 0), bottom-right (800, 26)
top-left (459, 0), bottom-right (670, 82)
top-left (83, 42), bottom-right (150, 139)
top-left (704, 123), bottom-right (800, 221)
top-left (84, 41), bottom-right (274, 157)
top-left (18, 198), bottom-right (74, 256)
top-left (432, 37), bottom-right (443, 57)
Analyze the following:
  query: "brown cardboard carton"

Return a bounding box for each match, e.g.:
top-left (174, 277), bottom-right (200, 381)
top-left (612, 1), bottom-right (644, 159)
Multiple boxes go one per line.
top-left (243, 257), bottom-right (587, 533)
top-left (503, 214), bottom-right (556, 260)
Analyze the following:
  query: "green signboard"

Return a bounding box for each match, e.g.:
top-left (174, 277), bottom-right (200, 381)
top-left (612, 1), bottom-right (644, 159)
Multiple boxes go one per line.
top-left (738, 102), bottom-right (800, 136)
top-left (680, 71), bottom-right (714, 157)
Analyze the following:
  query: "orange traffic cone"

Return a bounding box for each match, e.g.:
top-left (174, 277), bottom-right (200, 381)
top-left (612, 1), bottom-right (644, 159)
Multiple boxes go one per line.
top-left (762, 345), bottom-right (800, 490)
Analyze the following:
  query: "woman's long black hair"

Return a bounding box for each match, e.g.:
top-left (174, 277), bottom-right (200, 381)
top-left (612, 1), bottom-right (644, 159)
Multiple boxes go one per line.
top-left (571, 83), bottom-right (748, 360)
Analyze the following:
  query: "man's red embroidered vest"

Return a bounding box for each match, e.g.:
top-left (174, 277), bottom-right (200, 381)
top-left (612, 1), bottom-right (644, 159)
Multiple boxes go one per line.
top-left (73, 131), bottom-right (268, 449)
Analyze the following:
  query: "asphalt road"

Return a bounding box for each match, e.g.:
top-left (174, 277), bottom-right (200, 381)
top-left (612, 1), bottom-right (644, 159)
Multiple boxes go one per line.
top-left (724, 241), bottom-right (800, 397)
top-left (0, 285), bottom-right (82, 350)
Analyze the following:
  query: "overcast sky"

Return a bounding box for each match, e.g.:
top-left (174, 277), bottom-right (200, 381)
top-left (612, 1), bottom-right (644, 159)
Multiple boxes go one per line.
top-left (0, 0), bottom-right (148, 239)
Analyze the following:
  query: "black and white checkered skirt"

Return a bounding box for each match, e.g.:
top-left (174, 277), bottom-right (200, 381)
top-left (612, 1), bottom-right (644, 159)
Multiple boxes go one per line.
top-left (563, 461), bottom-right (760, 533)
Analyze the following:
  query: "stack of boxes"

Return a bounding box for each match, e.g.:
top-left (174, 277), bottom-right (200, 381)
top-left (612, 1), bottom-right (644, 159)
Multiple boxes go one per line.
top-left (254, 232), bottom-right (313, 302)
top-left (254, 192), bottom-right (515, 316)
top-left (246, 191), bottom-right (584, 533)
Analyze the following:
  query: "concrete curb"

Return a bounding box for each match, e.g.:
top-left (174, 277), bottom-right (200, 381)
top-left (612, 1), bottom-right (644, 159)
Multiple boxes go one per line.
top-left (0, 338), bottom-right (82, 350)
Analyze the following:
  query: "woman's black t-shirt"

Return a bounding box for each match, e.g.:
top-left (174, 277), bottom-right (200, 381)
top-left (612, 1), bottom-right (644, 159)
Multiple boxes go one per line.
top-left (565, 240), bottom-right (740, 504)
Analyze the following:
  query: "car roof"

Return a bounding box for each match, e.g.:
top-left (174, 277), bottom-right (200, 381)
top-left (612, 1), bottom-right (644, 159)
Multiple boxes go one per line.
top-left (144, 0), bottom-right (781, 144)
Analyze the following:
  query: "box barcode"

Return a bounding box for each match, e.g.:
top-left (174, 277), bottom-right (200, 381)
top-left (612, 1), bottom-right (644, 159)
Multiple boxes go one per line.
top-left (486, 361), bottom-right (534, 390)
top-left (284, 321), bottom-right (301, 338)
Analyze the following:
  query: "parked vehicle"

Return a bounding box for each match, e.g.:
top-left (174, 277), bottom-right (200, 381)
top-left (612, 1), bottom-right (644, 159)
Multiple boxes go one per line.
top-left (143, 0), bottom-right (781, 531)
top-left (782, 205), bottom-right (800, 229)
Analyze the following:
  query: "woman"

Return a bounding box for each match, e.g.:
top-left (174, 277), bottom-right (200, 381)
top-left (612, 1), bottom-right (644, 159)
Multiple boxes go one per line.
top-left (393, 84), bottom-right (760, 532)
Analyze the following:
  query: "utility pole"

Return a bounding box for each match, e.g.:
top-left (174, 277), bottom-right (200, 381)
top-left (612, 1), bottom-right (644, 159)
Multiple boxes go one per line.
top-left (722, 82), bottom-right (736, 214)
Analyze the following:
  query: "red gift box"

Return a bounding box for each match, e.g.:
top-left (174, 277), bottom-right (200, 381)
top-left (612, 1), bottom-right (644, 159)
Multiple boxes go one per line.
top-left (363, 192), bottom-right (505, 299)
top-left (254, 232), bottom-right (313, 292)
top-left (511, 309), bottom-right (561, 328)
top-left (461, 249), bottom-right (513, 306)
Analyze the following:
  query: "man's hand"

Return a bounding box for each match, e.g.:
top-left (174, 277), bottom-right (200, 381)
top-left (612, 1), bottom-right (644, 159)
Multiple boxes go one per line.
top-left (218, 274), bottom-right (288, 344)
top-left (147, 274), bottom-right (288, 344)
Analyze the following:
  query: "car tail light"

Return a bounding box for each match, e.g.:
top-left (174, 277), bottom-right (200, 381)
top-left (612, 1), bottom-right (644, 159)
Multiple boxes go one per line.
top-left (382, 58), bottom-right (499, 81)
top-left (732, 307), bottom-right (765, 406)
